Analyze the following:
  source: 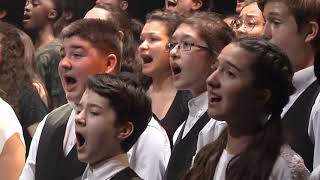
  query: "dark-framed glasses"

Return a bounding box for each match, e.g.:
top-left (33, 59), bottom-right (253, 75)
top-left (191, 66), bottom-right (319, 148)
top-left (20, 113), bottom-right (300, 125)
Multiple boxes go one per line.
top-left (165, 41), bottom-right (210, 52)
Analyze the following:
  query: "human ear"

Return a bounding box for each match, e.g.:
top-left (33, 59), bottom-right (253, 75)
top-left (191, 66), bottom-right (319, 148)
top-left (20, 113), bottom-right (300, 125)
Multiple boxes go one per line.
top-left (191, 0), bottom-right (203, 11)
top-left (117, 122), bottom-right (134, 140)
top-left (304, 21), bottom-right (319, 43)
top-left (48, 9), bottom-right (58, 20)
top-left (105, 54), bottom-right (119, 74)
top-left (120, 1), bottom-right (128, 10)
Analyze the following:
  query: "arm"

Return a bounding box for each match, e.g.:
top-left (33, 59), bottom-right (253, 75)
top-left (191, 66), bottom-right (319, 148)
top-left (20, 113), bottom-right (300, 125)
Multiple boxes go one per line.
top-left (0, 133), bottom-right (25, 180)
top-left (19, 117), bottom-right (46, 180)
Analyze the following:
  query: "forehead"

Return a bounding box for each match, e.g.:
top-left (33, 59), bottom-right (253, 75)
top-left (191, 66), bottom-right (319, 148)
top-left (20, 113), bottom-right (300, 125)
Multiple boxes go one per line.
top-left (240, 2), bottom-right (262, 16)
top-left (142, 21), bottom-right (168, 34)
top-left (263, 1), bottom-right (293, 18)
top-left (172, 23), bottom-right (200, 40)
top-left (84, 7), bottom-right (111, 20)
top-left (62, 36), bottom-right (96, 51)
top-left (218, 43), bottom-right (255, 70)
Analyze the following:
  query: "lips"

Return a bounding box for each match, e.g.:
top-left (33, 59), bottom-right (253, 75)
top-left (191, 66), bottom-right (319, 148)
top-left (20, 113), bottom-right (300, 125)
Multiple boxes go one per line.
top-left (23, 13), bottom-right (31, 22)
top-left (76, 132), bottom-right (86, 151)
top-left (140, 54), bottom-right (153, 64)
top-left (208, 92), bottom-right (222, 106)
top-left (63, 75), bottom-right (77, 91)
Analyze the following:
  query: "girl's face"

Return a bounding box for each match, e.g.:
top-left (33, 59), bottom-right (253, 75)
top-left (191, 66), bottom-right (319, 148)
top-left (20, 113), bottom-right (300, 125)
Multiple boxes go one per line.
top-left (169, 23), bottom-right (214, 96)
top-left (233, 2), bottom-right (265, 37)
top-left (206, 43), bottom-right (263, 123)
top-left (139, 20), bottom-right (171, 78)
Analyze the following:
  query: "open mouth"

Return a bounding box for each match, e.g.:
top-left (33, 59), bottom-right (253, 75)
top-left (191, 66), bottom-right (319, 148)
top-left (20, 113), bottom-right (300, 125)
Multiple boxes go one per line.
top-left (209, 95), bottom-right (222, 104)
top-left (65, 76), bottom-right (77, 85)
top-left (23, 13), bottom-right (31, 21)
top-left (141, 54), bottom-right (153, 64)
top-left (76, 132), bottom-right (85, 149)
top-left (171, 63), bottom-right (182, 75)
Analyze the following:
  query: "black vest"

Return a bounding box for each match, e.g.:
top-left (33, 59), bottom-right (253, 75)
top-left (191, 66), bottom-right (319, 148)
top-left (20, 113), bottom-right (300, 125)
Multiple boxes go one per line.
top-left (35, 104), bottom-right (86, 180)
top-left (165, 112), bottom-right (210, 180)
top-left (110, 167), bottom-right (142, 180)
top-left (282, 80), bottom-right (320, 171)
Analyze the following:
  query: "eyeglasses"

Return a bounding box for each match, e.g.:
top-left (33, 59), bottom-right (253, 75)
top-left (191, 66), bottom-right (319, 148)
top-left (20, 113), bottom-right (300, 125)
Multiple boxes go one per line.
top-left (231, 15), bottom-right (259, 32)
top-left (165, 41), bottom-right (210, 52)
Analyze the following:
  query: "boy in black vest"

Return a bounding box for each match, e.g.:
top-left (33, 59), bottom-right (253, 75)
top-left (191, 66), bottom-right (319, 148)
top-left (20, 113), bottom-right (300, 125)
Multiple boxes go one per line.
top-left (75, 73), bottom-right (151, 180)
top-left (20, 19), bottom-right (122, 180)
top-left (258, 0), bottom-right (320, 171)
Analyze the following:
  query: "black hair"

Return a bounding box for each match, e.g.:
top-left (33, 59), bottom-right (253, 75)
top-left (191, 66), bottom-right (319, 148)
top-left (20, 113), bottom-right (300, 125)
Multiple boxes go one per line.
top-left (86, 73), bottom-right (152, 152)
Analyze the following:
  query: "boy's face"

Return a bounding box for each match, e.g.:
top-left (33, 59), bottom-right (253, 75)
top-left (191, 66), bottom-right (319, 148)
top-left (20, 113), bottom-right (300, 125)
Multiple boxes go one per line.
top-left (263, 1), bottom-right (307, 72)
top-left (23, 0), bottom-right (55, 30)
top-left (75, 89), bottom-right (123, 165)
top-left (58, 36), bottom-right (110, 104)
top-left (169, 23), bottom-right (214, 96)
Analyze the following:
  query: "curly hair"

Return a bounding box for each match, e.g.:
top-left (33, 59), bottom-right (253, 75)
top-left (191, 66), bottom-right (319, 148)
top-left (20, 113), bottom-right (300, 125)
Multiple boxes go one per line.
top-left (0, 22), bottom-right (34, 117)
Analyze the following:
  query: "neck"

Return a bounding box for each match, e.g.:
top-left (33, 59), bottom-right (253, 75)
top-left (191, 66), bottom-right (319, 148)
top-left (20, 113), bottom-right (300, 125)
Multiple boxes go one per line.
top-left (35, 24), bottom-right (55, 49)
top-left (226, 132), bottom-right (253, 155)
top-left (293, 47), bottom-right (315, 72)
top-left (149, 74), bottom-right (175, 93)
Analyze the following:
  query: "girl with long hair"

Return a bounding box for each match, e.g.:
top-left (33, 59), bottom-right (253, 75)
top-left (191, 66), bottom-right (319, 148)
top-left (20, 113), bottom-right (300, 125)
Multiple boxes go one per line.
top-left (184, 37), bottom-right (310, 180)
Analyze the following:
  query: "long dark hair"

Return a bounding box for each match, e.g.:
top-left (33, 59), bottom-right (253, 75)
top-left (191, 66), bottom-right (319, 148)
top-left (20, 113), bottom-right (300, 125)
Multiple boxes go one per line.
top-left (0, 22), bottom-right (34, 116)
top-left (184, 37), bottom-right (295, 180)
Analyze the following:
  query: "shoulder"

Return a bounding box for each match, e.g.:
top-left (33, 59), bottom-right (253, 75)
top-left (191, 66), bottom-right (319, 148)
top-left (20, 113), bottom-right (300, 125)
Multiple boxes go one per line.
top-left (311, 166), bottom-right (320, 180)
top-left (0, 98), bottom-right (24, 153)
top-left (271, 145), bottom-right (310, 180)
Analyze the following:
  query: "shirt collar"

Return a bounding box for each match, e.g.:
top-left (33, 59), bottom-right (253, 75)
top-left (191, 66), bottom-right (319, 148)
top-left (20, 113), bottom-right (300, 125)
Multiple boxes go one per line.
top-left (83, 153), bottom-right (129, 180)
top-left (188, 91), bottom-right (208, 118)
top-left (292, 66), bottom-right (316, 93)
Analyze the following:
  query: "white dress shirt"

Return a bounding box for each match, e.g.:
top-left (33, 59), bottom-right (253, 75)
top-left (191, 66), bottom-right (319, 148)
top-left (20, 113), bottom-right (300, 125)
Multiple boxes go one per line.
top-left (20, 107), bottom-right (76, 180)
top-left (309, 88), bottom-right (320, 169)
top-left (310, 165), bottom-right (320, 180)
top-left (20, 105), bottom-right (170, 180)
top-left (128, 117), bottom-right (171, 180)
top-left (281, 66), bottom-right (316, 117)
top-left (81, 153), bottom-right (129, 180)
top-left (173, 91), bottom-right (208, 144)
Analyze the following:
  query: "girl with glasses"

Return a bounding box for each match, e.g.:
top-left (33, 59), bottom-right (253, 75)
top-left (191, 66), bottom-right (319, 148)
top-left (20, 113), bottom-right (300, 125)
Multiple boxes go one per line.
top-left (165, 12), bottom-right (234, 180)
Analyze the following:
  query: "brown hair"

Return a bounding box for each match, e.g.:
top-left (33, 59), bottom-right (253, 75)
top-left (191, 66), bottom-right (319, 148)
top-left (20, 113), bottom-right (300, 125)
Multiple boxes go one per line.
top-left (0, 22), bottom-right (34, 116)
top-left (182, 11), bottom-right (235, 58)
top-left (184, 37), bottom-right (294, 180)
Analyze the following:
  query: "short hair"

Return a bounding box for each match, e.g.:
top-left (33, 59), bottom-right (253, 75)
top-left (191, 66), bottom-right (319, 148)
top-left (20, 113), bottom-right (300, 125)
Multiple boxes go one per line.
top-left (146, 10), bottom-right (184, 37)
top-left (86, 73), bottom-right (152, 152)
top-left (61, 19), bottom-right (122, 64)
top-left (258, 0), bottom-right (320, 50)
top-left (182, 12), bottom-right (235, 58)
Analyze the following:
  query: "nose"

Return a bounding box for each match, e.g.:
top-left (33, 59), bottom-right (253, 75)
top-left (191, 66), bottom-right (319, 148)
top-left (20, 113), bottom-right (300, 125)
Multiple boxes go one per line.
top-left (96, 0), bottom-right (101, 4)
top-left (169, 44), bottom-right (180, 61)
top-left (234, 24), bottom-right (246, 36)
top-left (262, 22), bottom-right (272, 40)
top-left (75, 109), bottom-right (86, 126)
top-left (138, 39), bottom-right (149, 52)
top-left (206, 68), bottom-right (220, 89)
top-left (25, 0), bottom-right (31, 12)
top-left (59, 56), bottom-right (72, 71)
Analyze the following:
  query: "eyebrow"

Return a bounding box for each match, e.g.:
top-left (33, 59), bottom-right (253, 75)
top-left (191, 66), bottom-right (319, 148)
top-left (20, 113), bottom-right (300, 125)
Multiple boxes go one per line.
top-left (224, 60), bottom-right (242, 72)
